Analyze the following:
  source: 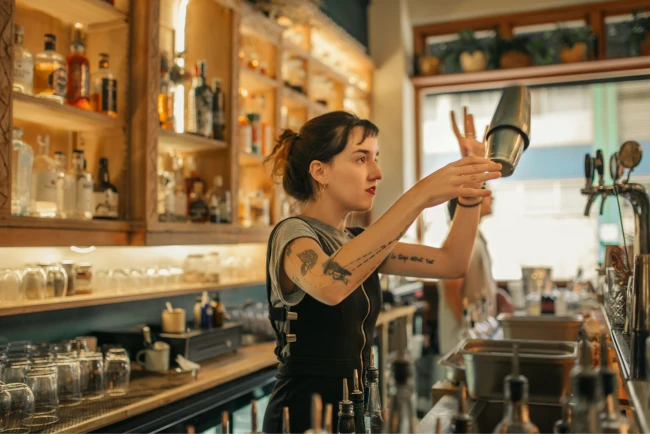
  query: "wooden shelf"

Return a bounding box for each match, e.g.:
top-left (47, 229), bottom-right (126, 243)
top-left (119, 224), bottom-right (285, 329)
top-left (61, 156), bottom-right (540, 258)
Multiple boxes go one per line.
top-left (282, 86), bottom-right (311, 111)
top-left (0, 216), bottom-right (131, 247)
top-left (411, 56), bottom-right (650, 91)
top-left (13, 93), bottom-right (123, 132)
top-left (50, 343), bottom-right (277, 434)
top-left (158, 129), bottom-right (228, 153)
top-left (239, 152), bottom-right (265, 167)
top-left (144, 222), bottom-right (272, 246)
top-left (0, 279), bottom-right (264, 317)
top-left (16, 0), bottom-right (127, 26)
top-left (282, 39), bottom-right (311, 60)
top-left (240, 68), bottom-right (280, 93)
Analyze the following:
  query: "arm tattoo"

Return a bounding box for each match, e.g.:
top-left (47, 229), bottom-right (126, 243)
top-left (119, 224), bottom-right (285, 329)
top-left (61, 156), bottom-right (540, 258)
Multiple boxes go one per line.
top-left (322, 258), bottom-right (352, 284)
top-left (297, 249), bottom-right (318, 276)
top-left (286, 245), bottom-right (292, 256)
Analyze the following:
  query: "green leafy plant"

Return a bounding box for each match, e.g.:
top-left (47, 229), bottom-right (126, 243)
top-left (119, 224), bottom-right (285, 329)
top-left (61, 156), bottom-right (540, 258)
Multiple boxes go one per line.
top-left (457, 29), bottom-right (483, 54)
top-left (553, 24), bottom-right (594, 48)
top-left (526, 32), bottom-right (557, 65)
top-left (624, 11), bottom-right (650, 56)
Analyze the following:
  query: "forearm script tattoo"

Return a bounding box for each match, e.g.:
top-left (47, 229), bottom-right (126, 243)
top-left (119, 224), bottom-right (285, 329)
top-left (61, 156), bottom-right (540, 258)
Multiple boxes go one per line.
top-left (390, 253), bottom-right (435, 265)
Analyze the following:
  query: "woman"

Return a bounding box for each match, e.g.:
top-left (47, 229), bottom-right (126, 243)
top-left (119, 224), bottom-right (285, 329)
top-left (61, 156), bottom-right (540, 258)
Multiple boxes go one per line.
top-left (263, 109), bottom-right (500, 433)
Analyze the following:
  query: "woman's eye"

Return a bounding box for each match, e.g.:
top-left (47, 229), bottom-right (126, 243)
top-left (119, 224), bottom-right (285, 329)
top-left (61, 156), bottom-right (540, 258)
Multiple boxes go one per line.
top-left (357, 157), bottom-right (366, 163)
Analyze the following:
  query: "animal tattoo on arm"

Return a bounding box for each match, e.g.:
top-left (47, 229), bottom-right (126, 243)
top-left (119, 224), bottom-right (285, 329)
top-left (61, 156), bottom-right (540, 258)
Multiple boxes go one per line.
top-left (297, 249), bottom-right (318, 276)
top-left (322, 258), bottom-right (353, 284)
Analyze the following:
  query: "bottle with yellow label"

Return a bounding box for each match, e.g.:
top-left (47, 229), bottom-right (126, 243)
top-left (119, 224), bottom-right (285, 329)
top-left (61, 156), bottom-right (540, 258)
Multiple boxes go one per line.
top-left (33, 34), bottom-right (67, 104)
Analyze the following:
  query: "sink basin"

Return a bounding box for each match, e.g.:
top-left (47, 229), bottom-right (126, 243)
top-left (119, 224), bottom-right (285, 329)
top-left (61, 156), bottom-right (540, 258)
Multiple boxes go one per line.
top-left (468, 400), bottom-right (562, 433)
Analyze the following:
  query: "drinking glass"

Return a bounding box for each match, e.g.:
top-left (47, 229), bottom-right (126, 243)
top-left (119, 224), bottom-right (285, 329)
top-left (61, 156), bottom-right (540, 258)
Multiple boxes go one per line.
top-left (104, 349), bottom-right (130, 396)
top-left (79, 352), bottom-right (104, 400)
top-left (5, 382), bottom-right (34, 434)
top-left (0, 269), bottom-right (23, 302)
top-left (3, 361), bottom-right (30, 384)
top-left (54, 357), bottom-right (81, 407)
top-left (23, 368), bottom-right (58, 428)
top-left (0, 382), bottom-right (11, 431)
top-left (20, 267), bottom-right (46, 301)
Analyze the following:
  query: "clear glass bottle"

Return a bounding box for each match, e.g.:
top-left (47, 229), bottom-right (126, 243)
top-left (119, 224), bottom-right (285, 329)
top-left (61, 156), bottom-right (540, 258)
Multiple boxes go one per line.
top-left (54, 152), bottom-right (76, 219)
top-left (72, 150), bottom-right (93, 220)
top-left (207, 175), bottom-right (225, 224)
top-left (157, 155), bottom-right (175, 222)
top-left (458, 299), bottom-right (478, 342)
top-left (11, 127), bottom-right (33, 216)
top-left (33, 34), bottom-right (67, 104)
top-left (364, 347), bottom-right (383, 434)
top-left (93, 158), bottom-right (119, 219)
top-left (493, 345), bottom-right (540, 434)
top-left (90, 53), bottom-right (117, 118)
top-left (66, 24), bottom-right (90, 110)
top-left (13, 24), bottom-right (33, 94)
top-left (30, 135), bottom-right (57, 217)
top-left (187, 65), bottom-right (199, 134)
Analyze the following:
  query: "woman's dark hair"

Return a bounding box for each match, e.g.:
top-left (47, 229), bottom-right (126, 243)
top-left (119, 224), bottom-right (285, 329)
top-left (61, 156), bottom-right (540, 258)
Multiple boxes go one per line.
top-left (265, 111), bottom-right (379, 202)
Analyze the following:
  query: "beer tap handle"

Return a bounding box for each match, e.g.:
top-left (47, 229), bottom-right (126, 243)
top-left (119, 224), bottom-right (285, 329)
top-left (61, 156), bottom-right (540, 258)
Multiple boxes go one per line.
top-left (599, 194), bottom-right (607, 216)
top-left (595, 150), bottom-right (605, 186)
top-left (584, 153), bottom-right (594, 188)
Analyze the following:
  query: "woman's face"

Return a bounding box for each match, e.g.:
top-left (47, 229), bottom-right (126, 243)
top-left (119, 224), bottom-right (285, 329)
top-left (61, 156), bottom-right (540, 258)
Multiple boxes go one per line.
top-left (323, 128), bottom-right (382, 212)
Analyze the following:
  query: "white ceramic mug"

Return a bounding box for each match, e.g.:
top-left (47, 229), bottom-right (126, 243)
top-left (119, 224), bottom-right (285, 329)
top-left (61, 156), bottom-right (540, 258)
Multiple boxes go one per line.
top-left (136, 345), bottom-right (170, 373)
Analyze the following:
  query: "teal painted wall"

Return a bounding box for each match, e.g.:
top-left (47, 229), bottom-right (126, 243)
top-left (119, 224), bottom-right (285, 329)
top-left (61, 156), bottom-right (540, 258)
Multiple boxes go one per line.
top-left (321, 0), bottom-right (370, 50)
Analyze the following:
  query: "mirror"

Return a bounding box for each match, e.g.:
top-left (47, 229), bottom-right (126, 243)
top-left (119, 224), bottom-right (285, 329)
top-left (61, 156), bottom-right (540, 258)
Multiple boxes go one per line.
top-left (618, 141), bottom-right (643, 170)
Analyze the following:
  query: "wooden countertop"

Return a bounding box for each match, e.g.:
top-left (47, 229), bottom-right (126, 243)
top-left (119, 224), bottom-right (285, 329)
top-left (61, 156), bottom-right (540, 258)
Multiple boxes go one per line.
top-left (47, 343), bottom-right (277, 434)
top-left (376, 305), bottom-right (417, 327)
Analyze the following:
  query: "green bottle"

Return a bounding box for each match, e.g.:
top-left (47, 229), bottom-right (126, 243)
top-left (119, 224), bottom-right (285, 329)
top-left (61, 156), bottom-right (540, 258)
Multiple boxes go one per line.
top-left (351, 370), bottom-right (366, 434)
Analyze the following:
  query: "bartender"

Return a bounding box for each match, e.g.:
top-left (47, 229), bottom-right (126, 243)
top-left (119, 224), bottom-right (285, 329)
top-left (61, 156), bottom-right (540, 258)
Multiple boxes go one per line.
top-left (262, 109), bottom-right (501, 433)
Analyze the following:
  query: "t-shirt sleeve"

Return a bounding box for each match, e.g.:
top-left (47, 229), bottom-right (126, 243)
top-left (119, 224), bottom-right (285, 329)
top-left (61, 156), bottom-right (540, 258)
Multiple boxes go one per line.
top-left (269, 218), bottom-right (321, 306)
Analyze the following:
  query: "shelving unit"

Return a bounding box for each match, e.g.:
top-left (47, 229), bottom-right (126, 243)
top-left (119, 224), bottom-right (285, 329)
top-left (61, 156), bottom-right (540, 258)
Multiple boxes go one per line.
top-left (0, 278), bottom-right (265, 317)
top-left (158, 129), bottom-right (228, 153)
top-left (240, 68), bottom-right (281, 92)
top-left (15, 0), bottom-right (128, 26)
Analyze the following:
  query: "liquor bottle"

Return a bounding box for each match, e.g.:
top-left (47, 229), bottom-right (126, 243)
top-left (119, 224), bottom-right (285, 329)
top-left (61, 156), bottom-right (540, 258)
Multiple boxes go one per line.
top-left (207, 175), bottom-right (226, 223)
top-left (364, 347), bottom-right (383, 434)
top-left (13, 25), bottom-right (33, 94)
top-left (570, 339), bottom-right (602, 433)
top-left (159, 52), bottom-right (174, 130)
top-left (66, 24), bottom-right (90, 110)
top-left (598, 335), bottom-right (630, 433)
top-left (492, 345), bottom-right (540, 433)
top-left (187, 65), bottom-right (199, 134)
top-left (54, 151), bottom-right (76, 218)
top-left (351, 370), bottom-right (365, 434)
top-left (247, 113), bottom-right (261, 155)
top-left (93, 157), bottom-right (119, 219)
top-left (192, 60), bottom-right (213, 138)
top-left (170, 52), bottom-right (189, 133)
top-left (450, 385), bottom-right (473, 434)
top-left (248, 400), bottom-right (261, 434)
top-left (30, 135), bottom-right (57, 217)
top-left (212, 78), bottom-right (226, 141)
top-left (238, 98), bottom-right (253, 154)
top-left (282, 407), bottom-right (291, 434)
top-left (185, 156), bottom-right (204, 215)
top-left (305, 394), bottom-right (327, 434)
top-left (212, 294), bottom-right (224, 327)
top-left (157, 154), bottom-right (175, 221)
top-left (553, 398), bottom-right (572, 434)
top-left (338, 379), bottom-right (355, 434)
top-left (221, 411), bottom-right (229, 434)
top-left (193, 297), bottom-right (202, 329)
top-left (324, 403), bottom-right (334, 434)
top-left (72, 150), bottom-right (94, 220)
top-left (11, 128), bottom-right (33, 216)
top-left (90, 53), bottom-right (118, 118)
top-left (200, 291), bottom-right (214, 329)
top-left (33, 34), bottom-right (67, 104)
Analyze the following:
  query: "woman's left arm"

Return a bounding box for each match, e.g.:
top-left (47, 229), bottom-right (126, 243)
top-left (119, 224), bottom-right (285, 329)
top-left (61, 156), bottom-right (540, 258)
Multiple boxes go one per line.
top-left (379, 107), bottom-right (488, 279)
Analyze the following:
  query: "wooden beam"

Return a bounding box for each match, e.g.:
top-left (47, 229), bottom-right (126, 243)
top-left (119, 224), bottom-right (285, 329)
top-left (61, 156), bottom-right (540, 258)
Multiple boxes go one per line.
top-left (0, 0), bottom-right (14, 216)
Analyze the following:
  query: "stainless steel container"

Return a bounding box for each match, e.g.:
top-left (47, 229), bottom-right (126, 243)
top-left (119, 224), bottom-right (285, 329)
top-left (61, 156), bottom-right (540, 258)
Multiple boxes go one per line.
top-left (497, 314), bottom-right (583, 341)
top-left (459, 339), bottom-right (577, 403)
top-left (485, 85), bottom-right (531, 177)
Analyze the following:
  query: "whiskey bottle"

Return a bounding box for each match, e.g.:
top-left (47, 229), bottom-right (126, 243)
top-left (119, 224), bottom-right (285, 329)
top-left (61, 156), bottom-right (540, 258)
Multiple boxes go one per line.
top-left (72, 150), bottom-right (94, 220)
top-left (54, 151), bottom-right (76, 218)
top-left (11, 128), bottom-right (33, 216)
top-left (90, 53), bottom-right (118, 118)
top-left (305, 394), bottom-right (327, 434)
top-left (212, 78), bottom-right (226, 141)
top-left (159, 52), bottom-right (174, 130)
top-left (338, 379), bottom-right (355, 434)
top-left (282, 407), bottom-right (291, 434)
top-left (93, 158), bottom-right (119, 219)
top-left (189, 181), bottom-right (209, 223)
top-left (185, 156), bottom-right (204, 214)
top-left (193, 60), bottom-right (213, 138)
top-left (13, 25), bottom-right (33, 94)
top-left (33, 34), bottom-right (67, 104)
top-left (66, 24), bottom-right (90, 110)
top-left (30, 135), bottom-right (57, 218)
top-left (492, 345), bottom-right (539, 433)
top-left (364, 347), bottom-right (383, 434)
top-left (212, 294), bottom-right (224, 327)
top-left (221, 411), bottom-right (229, 434)
top-left (351, 370), bottom-right (365, 434)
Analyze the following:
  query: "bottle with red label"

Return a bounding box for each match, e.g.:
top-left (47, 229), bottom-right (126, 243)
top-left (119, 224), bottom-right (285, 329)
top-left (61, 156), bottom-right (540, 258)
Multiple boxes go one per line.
top-left (67, 24), bottom-right (90, 110)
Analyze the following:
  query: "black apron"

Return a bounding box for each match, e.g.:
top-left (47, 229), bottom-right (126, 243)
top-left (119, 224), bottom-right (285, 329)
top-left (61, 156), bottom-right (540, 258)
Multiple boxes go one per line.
top-left (262, 217), bottom-right (382, 434)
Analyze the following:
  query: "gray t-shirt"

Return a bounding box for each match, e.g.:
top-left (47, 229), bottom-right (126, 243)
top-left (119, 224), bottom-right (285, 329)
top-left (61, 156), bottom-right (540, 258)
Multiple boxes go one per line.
top-left (268, 216), bottom-right (355, 307)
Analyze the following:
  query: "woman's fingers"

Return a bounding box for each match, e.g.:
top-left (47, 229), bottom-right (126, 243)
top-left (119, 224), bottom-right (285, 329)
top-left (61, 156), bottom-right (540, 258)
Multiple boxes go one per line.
top-left (450, 111), bottom-right (462, 140)
top-left (464, 111), bottom-right (476, 138)
top-left (459, 187), bottom-right (492, 197)
top-left (450, 171), bottom-right (501, 186)
top-left (450, 155), bottom-right (490, 167)
top-left (454, 162), bottom-right (502, 176)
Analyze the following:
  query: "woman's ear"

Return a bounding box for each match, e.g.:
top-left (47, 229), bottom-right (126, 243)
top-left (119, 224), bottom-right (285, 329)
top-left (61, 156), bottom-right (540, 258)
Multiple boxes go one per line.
top-left (309, 160), bottom-right (329, 187)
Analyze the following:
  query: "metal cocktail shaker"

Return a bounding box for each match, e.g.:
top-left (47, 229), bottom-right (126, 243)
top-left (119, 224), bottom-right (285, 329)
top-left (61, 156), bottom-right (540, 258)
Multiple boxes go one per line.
top-left (485, 85), bottom-right (531, 177)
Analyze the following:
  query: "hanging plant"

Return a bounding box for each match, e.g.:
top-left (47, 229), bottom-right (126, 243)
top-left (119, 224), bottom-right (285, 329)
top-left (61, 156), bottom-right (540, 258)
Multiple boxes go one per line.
top-left (553, 24), bottom-right (595, 63)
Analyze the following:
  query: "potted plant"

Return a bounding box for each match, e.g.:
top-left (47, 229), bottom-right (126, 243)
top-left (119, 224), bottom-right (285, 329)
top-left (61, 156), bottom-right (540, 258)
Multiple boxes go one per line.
top-left (623, 12), bottom-right (650, 57)
top-left (496, 36), bottom-right (533, 69)
top-left (456, 29), bottom-right (489, 73)
top-left (526, 32), bottom-right (557, 65)
top-left (553, 25), bottom-right (594, 63)
top-left (416, 45), bottom-right (443, 76)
